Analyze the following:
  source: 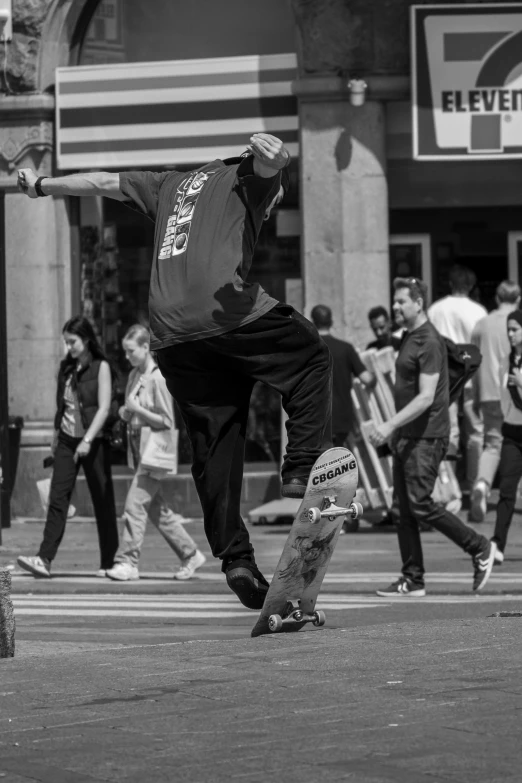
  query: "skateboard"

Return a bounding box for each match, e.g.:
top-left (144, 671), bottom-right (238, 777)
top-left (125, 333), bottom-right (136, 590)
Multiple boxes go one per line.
top-left (251, 447), bottom-right (361, 637)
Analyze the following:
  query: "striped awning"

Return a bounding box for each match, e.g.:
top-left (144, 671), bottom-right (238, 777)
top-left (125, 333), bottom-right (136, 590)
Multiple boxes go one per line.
top-left (56, 53), bottom-right (298, 170)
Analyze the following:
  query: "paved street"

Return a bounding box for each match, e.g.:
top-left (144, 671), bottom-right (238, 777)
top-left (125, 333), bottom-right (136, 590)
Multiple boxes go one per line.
top-left (1, 503), bottom-right (522, 780)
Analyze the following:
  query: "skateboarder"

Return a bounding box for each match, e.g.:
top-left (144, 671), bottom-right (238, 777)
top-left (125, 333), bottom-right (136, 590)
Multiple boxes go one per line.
top-left (18, 133), bottom-right (332, 611)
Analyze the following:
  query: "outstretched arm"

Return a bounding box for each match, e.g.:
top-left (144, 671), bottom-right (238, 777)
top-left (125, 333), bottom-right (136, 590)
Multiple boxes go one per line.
top-left (17, 169), bottom-right (129, 201)
top-left (247, 133), bottom-right (290, 178)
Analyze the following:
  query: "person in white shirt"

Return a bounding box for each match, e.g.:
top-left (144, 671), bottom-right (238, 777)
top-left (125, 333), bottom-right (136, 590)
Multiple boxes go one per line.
top-left (469, 281), bottom-right (521, 522)
top-left (490, 310), bottom-right (522, 563)
top-left (428, 265), bottom-right (487, 491)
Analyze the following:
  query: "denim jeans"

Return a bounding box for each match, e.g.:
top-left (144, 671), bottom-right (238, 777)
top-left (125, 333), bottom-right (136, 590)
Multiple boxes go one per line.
top-left (392, 436), bottom-right (487, 588)
top-left (449, 387), bottom-right (484, 486)
top-left (39, 431), bottom-right (118, 569)
top-left (476, 401), bottom-right (503, 489)
top-left (115, 471), bottom-right (197, 567)
top-left (156, 303), bottom-right (332, 567)
top-left (492, 432), bottom-right (522, 554)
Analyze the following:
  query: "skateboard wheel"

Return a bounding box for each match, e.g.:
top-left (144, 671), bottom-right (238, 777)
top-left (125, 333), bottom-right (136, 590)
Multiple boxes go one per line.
top-left (350, 502), bottom-right (363, 520)
top-left (313, 610), bottom-right (326, 627)
top-left (308, 507), bottom-right (321, 523)
top-left (268, 614), bottom-right (283, 632)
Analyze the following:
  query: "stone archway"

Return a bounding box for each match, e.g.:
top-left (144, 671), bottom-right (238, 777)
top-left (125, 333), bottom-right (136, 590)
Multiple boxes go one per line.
top-left (37, 0), bottom-right (98, 92)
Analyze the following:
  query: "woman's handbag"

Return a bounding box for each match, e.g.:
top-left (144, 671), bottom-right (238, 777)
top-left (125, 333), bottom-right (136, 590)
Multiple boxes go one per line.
top-left (140, 428), bottom-right (178, 475)
top-left (109, 419), bottom-right (128, 454)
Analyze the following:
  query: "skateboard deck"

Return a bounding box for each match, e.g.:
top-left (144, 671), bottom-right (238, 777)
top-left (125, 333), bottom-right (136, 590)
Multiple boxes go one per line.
top-left (251, 447), bottom-right (361, 637)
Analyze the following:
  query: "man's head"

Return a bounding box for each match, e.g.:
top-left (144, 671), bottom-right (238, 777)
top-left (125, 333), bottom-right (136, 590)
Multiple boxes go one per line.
top-left (496, 280), bottom-right (521, 308)
top-left (310, 304), bottom-right (333, 330)
top-left (449, 264), bottom-right (476, 295)
top-left (368, 305), bottom-right (392, 345)
top-left (264, 167), bottom-right (290, 221)
top-left (392, 277), bottom-right (429, 328)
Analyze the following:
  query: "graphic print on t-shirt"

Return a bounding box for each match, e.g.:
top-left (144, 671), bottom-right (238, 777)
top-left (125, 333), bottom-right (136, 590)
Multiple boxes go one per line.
top-left (158, 169), bottom-right (214, 260)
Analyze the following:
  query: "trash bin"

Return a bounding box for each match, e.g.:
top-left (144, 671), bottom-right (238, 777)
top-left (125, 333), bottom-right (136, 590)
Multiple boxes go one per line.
top-left (6, 415), bottom-right (23, 499)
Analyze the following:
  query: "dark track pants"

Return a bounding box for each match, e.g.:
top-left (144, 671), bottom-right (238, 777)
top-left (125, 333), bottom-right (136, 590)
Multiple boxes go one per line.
top-left (156, 304), bottom-right (332, 567)
top-left (39, 431), bottom-right (118, 568)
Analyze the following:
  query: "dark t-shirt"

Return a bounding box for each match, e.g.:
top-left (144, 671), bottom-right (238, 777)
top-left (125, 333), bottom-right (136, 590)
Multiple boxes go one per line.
top-left (394, 321), bottom-right (449, 439)
top-left (120, 157), bottom-right (280, 350)
top-left (321, 335), bottom-right (366, 433)
top-left (366, 335), bottom-right (402, 352)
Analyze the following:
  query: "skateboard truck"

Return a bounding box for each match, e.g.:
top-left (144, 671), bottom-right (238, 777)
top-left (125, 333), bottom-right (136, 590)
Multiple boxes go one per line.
top-left (268, 600), bottom-right (326, 633)
top-left (308, 496), bottom-right (363, 524)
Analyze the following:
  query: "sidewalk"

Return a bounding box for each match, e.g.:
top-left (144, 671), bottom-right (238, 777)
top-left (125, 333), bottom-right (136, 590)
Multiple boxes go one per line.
top-left (2, 499), bottom-right (522, 595)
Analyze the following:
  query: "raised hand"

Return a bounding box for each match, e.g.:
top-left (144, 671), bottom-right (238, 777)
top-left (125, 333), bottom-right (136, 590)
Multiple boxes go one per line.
top-left (17, 169), bottom-right (39, 198)
top-left (247, 133), bottom-right (289, 171)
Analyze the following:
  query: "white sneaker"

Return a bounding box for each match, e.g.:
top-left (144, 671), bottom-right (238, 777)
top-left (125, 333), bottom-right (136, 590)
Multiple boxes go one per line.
top-left (469, 482), bottom-right (488, 522)
top-left (17, 555), bottom-right (51, 578)
top-left (95, 569), bottom-right (107, 578)
top-left (106, 562), bottom-right (139, 581)
top-left (494, 547), bottom-right (504, 565)
top-left (174, 550), bottom-right (206, 581)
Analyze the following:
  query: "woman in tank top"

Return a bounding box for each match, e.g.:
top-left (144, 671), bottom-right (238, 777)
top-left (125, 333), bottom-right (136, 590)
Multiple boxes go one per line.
top-left (17, 316), bottom-right (118, 578)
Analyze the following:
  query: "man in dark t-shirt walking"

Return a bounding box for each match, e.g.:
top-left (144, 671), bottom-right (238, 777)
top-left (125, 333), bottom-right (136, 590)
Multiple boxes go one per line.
top-left (369, 277), bottom-right (496, 595)
top-left (17, 134), bottom-right (332, 611)
top-left (310, 304), bottom-right (375, 445)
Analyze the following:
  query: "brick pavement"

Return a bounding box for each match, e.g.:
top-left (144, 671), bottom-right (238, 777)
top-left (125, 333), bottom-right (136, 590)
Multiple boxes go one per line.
top-left (1, 500), bottom-right (522, 779)
top-left (1, 619), bottom-right (521, 782)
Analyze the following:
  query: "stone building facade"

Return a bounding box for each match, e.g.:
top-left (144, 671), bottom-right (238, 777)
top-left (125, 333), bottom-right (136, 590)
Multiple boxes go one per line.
top-left (2, 0), bottom-right (520, 515)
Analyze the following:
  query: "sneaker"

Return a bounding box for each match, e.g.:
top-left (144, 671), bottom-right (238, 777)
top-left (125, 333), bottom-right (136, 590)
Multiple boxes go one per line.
top-left (17, 555), bottom-right (51, 578)
top-left (174, 550), bottom-right (206, 581)
top-left (96, 569), bottom-right (107, 578)
top-left (376, 577), bottom-right (426, 597)
top-left (469, 482), bottom-right (487, 523)
top-left (106, 562), bottom-right (139, 581)
top-left (493, 546), bottom-right (504, 566)
top-left (225, 560), bottom-right (270, 609)
top-left (281, 477), bottom-right (308, 499)
top-left (472, 540), bottom-right (497, 591)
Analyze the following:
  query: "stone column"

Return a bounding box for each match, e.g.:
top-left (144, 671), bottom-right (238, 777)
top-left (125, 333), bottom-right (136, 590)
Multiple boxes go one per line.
top-left (0, 95), bottom-right (73, 516)
top-left (297, 81), bottom-right (390, 348)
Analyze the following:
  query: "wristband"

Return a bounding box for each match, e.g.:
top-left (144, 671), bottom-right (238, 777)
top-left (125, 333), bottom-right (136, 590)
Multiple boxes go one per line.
top-left (83, 435), bottom-right (92, 444)
top-left (35, 177), bottom-right (49, 197)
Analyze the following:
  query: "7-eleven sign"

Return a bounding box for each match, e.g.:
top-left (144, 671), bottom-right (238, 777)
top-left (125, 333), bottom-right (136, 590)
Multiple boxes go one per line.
top-left (412, 3), bottom-right (522, 159)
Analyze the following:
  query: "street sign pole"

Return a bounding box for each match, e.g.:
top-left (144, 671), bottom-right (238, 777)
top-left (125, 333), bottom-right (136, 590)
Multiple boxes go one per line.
top-left (0, 192), bottom-right (10, 538)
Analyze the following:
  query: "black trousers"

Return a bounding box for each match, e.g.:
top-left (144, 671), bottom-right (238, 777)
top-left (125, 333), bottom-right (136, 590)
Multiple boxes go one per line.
top-left (39, 431), bottom-right (118, 568)
top-left (156, 303), bottom-right (332, 567)
top-left (392, 436), bottom-right (487, 588)
top-left (493, 435), bottom-right (522, 554)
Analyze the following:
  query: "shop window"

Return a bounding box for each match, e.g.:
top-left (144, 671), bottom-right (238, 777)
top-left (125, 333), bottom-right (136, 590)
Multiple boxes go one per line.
top-left (75, 0), bottom-right (299, 467)
top-left (77, 164), bottom-right (300, 465)
top-left (80, 0), bottom-right (296, 65)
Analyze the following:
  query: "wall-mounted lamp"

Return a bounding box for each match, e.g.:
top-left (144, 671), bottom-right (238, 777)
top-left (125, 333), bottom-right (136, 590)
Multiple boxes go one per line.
top-left (0, 0), bottom-right (12, 42)
top-left (348, 78), bottom-right (367, 107)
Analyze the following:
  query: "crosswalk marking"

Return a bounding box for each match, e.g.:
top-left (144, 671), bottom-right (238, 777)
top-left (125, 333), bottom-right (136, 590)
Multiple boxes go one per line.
top-left (10, 570), bottom-right (522, 585)
top-left (11, 592), bottom-right (522, 620)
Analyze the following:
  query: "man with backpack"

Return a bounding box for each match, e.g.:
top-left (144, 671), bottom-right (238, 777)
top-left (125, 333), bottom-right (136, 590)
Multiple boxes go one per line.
top-left (427, 265), bottom-right (487, 486)
top-left (369, 277), bottom-right (495, 596)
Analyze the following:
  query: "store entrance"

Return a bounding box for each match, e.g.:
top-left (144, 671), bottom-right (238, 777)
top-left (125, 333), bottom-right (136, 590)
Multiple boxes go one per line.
top-left (390, 207), bottom-right (522, 311)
